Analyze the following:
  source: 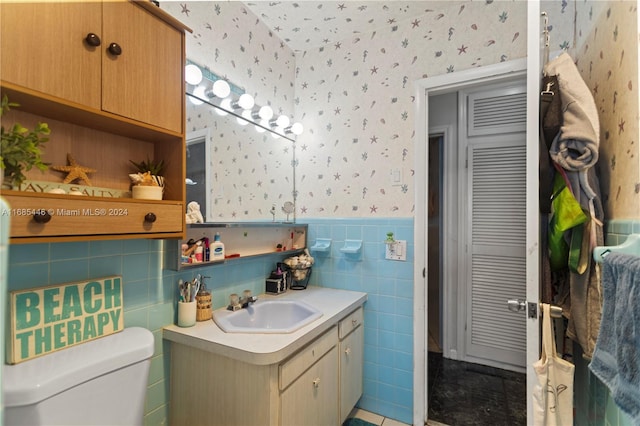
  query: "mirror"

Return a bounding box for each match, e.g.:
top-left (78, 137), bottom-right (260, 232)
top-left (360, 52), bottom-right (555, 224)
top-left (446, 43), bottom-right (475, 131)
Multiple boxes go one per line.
top-left (185, 91), bottom-right (296, 223)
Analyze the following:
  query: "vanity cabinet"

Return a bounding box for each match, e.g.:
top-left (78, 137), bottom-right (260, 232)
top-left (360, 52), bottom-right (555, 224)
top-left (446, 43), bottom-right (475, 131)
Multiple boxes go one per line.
top-left (168, 307), bottom-right (364, 426)
top-left (0, 0), bottom-right (189, 243)
top-left (339, 307), bottom-right (365, 423)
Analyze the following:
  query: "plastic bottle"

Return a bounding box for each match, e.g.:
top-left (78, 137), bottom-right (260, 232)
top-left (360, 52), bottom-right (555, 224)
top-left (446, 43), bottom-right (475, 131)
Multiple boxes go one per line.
top-left (194, 244), bottom-right (203, 262)
top-left (211, 232), bottom-right (225, 260)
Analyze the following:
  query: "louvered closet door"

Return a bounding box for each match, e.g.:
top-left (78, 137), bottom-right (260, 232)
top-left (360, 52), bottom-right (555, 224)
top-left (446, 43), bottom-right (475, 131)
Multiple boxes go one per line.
top-left (462, 81), bottom-right (527, 368)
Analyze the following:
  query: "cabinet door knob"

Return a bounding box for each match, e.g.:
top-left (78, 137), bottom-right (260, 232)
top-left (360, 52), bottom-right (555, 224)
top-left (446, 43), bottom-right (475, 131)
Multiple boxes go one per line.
top-left (144, 213), bottom-right (157, 223)
top-left (33, 210), bottom-right (51, 224)
top-left (351, 319), bottom-right (358, 327)
top-left (107, 42), bottom-right (122, 56)
top-left (344, 347), bottom-right (351, 356)
top-left (85, 33), bottom-right (101, 47)
top-left (312, 378), bottom-right (320, 388)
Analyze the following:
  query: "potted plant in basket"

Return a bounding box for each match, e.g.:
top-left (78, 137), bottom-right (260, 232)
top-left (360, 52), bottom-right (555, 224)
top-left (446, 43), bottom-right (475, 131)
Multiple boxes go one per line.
top-left (0, 95), bottom-right (50, 189)
top-left (129, 156), bottom-right (165, 200)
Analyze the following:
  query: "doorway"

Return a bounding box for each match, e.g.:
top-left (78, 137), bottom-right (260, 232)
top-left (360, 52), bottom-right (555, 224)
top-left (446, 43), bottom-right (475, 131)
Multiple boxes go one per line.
top-left (412, 57), bottom-right (539, 426)
top-left (427, 135), bottom-right (442, 355)
top-left (425, 97), bottom-right (527, 426)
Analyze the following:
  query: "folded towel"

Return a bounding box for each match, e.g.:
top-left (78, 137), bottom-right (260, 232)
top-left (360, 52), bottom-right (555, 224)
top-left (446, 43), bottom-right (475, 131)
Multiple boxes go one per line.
top-left (589, 252), bottom-right (640, 423)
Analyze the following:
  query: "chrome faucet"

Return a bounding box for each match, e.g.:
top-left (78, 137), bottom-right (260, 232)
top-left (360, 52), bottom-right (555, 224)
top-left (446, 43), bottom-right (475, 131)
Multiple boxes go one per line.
top-left (227, 290), bottom-right (258, 311)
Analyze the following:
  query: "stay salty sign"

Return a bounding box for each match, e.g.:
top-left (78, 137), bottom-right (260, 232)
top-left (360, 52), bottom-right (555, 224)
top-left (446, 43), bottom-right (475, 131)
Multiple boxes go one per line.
top-left (8, 276), bottom-right (124, 364)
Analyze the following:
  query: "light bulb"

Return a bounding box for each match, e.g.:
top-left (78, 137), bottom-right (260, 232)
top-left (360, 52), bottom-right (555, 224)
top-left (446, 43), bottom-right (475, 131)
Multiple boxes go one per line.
top-left (290, 122), bottom-right (304, 135)
top-left (255, 124), bottom-right (266, 133)
top-left (236, 116), bottom-right (248, 126)
top-left (241, 110), bottom-right (253, 121)
top-left (189, 86), bottom-right (206, 105)
top-left (275, 115), bottom-right (290, 128)
top-left (185, 64), bottom-right (203, 85)
top-left (217, 98), bottom-right (232, 116)
top-left (258, 105), bottom-right (274, 121)
top-left (212, 79), bottom-right (231, 98)
top-left (237, 93), bottom-right (255, 110)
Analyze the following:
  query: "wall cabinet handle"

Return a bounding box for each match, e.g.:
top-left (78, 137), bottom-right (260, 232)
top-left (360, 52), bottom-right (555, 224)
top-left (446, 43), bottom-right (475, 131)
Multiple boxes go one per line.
top-left (85, 33), bottom-right (101, 47)
top-left (107, 42), bottom-right (122, 56)
top-left (144, 213), bottom-right (157, 223)
top-left (32, 211), bottom-right (51, 224)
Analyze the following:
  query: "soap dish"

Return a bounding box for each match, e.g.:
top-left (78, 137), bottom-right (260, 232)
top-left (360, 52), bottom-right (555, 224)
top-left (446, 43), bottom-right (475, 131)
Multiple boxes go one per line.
top-left (310, 238), bottom-right (332, 252)
top-left (339, 239), bottom-right (362, 254)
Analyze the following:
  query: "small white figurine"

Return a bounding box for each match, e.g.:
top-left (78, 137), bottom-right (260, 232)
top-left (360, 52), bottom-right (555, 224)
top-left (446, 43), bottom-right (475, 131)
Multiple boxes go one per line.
top-left (185, 201), bottom-right (204, 224)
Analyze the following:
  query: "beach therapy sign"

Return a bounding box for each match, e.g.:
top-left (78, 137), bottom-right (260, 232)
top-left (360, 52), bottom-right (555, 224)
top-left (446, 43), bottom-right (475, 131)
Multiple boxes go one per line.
top-left (8, 276), bottom-right (123, 364)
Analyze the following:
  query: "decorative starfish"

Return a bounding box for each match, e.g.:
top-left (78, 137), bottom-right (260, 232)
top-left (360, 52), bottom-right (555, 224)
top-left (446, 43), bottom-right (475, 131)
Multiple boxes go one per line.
top-left (52, 153), bottom-right (96, 186)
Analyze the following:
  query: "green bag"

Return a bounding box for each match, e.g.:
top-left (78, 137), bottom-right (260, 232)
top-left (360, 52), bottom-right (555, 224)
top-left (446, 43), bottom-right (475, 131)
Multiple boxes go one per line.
top-left (548, 174), bottom-right (588, 271)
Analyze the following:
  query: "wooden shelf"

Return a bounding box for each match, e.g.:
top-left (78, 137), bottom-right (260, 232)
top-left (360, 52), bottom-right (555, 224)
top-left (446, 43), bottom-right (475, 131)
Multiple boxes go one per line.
top-left (165, 223), bottom-right (308, 270)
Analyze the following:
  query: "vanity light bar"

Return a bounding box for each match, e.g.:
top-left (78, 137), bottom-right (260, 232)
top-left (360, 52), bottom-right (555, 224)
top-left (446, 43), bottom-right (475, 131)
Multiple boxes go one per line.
top-left (185, 60), bottom-right (303, 136)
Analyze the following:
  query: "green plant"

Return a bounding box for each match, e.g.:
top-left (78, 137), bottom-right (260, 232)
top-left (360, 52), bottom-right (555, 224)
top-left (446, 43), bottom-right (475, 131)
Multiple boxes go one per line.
top-left (0, 95), bottom-right (50, 188)
top-left (129, 156), bottom-right (165, 176)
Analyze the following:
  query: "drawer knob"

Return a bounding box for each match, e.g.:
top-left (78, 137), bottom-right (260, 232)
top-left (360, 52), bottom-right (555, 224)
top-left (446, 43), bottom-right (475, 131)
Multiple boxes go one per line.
top-left (312, 378), bottom-right (320, 388)
top-left (32, 211), bottom-right (51, 224)
top-left (144, 213), bottom-right (157, 223)
top-left (85, 33), bottom-right (101, 47)
top-left (107, 42), bottom-right (122, 56)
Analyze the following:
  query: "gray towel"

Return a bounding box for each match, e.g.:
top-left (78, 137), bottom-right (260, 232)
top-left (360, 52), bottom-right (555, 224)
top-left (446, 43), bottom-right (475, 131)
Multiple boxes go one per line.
top-left (589, 252), bottom-right (640, 423)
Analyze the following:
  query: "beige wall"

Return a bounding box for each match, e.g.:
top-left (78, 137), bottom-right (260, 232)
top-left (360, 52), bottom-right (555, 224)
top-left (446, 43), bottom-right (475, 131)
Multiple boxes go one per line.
top-left (573, 0), bottom-right (640, 219)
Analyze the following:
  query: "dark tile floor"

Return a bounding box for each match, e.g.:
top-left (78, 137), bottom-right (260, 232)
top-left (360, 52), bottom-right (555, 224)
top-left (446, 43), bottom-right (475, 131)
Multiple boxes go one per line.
top-left (427, 352), bottom-right (527, 426)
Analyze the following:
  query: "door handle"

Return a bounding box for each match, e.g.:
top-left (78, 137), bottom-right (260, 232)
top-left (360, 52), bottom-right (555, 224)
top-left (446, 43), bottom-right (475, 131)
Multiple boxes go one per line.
top-left (507, 299), bottom-right (526, 312)
top-left (506, 299), bottom-right (563, 319)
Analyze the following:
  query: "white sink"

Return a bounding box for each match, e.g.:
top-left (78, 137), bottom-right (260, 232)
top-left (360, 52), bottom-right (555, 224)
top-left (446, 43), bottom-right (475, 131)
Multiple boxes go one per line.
top-left (213, 300), bottom-right (323, 333)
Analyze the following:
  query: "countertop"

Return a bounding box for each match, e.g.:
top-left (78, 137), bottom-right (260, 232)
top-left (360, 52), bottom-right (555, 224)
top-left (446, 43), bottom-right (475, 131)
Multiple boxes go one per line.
top-left (163, 286), bottom-right (367, 365)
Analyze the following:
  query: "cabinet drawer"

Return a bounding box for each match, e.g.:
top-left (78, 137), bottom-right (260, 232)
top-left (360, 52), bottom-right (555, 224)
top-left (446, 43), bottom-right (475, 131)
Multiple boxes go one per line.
top-left (280, 326), bottom-right (338, 390)
top-left (3, 194), bottom-right (183, 239)
top-left (339, 307), bottom-right (364, 339)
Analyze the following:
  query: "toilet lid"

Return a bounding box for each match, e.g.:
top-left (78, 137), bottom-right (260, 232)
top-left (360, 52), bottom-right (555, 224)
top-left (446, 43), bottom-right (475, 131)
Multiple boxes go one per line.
top-left (2, 327), bottom-right (154, 407)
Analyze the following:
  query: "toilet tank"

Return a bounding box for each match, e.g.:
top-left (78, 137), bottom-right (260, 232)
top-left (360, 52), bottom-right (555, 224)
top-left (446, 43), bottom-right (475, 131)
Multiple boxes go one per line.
top-left (2, 327), bottom-right (154, 426)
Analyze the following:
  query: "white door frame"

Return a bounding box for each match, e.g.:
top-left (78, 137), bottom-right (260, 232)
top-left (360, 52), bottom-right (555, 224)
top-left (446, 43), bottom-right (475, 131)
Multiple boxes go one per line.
top-left (413, 53), bottom-right (541, 424)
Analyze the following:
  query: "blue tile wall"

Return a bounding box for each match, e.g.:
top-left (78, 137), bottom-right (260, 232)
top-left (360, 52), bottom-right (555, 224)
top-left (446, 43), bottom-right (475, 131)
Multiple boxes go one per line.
top-left (305, 217), bottom-right (415, 424)
top-left (573, 218), bottom-right (639, 426)
top-left (6, 238), bottom-right (297, 425)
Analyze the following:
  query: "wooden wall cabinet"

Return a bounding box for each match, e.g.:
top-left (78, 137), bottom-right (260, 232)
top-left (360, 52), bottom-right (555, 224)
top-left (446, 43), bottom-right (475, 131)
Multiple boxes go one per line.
top-left (0, 0), bottom-right (189, 243)
top-left (1, 0), bottom-right (183, 133)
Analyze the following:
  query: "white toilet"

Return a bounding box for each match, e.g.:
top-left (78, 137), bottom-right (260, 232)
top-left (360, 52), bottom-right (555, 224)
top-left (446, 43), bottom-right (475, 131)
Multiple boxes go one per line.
top-left (3, 327), bottom-right (154, 426)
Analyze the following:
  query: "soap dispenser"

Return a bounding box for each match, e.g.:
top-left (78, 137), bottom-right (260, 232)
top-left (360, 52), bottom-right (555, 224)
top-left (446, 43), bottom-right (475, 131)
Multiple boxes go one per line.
top-left (211, 232), bottom-right (225, 260)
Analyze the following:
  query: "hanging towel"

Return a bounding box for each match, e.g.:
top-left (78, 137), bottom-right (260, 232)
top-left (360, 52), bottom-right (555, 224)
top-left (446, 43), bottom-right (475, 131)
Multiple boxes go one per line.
top-left (589, 252), bottom-right (640, 423)
top-left (544, 52), bottom-right (599, 169)
top-left (544, 52), bottom-right (605, 358)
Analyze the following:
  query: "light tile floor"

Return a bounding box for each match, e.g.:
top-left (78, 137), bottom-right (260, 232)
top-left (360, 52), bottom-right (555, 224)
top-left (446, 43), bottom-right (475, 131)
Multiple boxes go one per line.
top-left (349, 409), bottom-right (409, 426)
top-left (350, 408), bottom-right (451, 426)
top-left (350, 408), bottom-right (452, 426)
